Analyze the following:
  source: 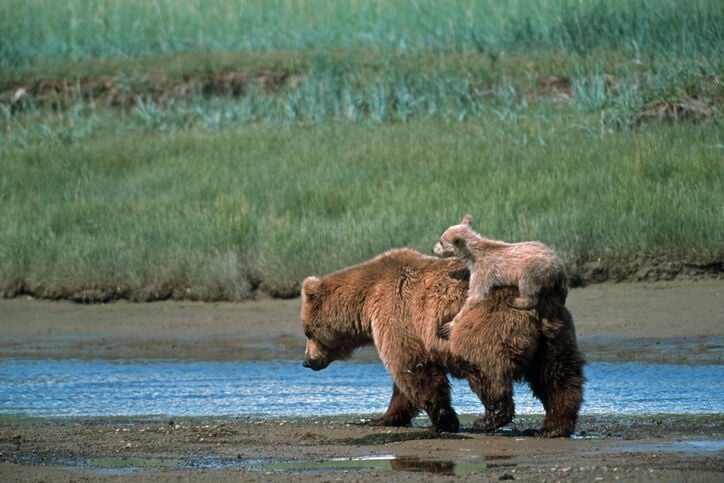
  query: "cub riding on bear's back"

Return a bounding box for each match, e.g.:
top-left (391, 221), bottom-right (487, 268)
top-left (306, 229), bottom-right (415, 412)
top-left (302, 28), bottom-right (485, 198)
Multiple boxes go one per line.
top-left (432, 215), bottom-right (568, 338)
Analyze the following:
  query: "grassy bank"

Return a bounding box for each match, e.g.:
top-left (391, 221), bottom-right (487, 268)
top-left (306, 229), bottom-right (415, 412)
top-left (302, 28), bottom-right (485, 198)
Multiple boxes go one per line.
top-left (0, 0), bottom-right (721, 300)
top-left (2, 120), bottom-right (721, 301)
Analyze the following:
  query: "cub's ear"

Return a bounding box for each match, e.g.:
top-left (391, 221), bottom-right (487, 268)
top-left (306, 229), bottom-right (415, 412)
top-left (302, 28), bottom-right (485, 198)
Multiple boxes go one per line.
top-left (461, 215), bottom-right (473, 226)
top-left (453, 237), bottom-right (467, 249)
top-left (301, 276), bottom-right (322, 301)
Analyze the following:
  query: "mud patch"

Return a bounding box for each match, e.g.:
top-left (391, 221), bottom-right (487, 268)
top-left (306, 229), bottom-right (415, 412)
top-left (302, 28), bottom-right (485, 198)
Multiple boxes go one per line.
top-left (637, 97), bottom-right (719, 127)
top-left (335, 430), bottom-right (470, 446)
top-left (2, 69), bottom-right (301, 112)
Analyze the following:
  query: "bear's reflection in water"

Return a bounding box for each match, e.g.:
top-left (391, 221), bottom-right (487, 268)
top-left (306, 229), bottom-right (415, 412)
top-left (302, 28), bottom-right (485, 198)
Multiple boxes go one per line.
top-left (389, 456), bottom-right (456, 474)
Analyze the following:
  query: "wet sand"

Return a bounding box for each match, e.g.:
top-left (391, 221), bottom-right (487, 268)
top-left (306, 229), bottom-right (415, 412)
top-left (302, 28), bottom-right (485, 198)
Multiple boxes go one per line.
top-left (1, 279), bottom-right (722, 363)
top-left (1, 280), bottom-right (722, 481)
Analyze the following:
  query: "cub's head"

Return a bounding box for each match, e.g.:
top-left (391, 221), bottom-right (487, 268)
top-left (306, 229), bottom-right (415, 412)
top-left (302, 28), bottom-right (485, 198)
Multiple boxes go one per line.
top-left (432, 215), bottom-right (474, 259)
top-left (300, 276), bottom-right (367, 371)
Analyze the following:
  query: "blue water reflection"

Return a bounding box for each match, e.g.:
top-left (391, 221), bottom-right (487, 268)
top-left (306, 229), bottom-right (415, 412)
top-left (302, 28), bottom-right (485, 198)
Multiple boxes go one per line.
top-left (0, 359), bottom-right (721, 417)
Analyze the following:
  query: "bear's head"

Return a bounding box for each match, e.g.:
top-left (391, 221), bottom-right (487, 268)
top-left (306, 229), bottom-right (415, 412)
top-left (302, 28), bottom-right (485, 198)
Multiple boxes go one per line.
top-left (433, 215), bottom-right (474, 259)
top-left (300, 275), bottom-right (372, 371)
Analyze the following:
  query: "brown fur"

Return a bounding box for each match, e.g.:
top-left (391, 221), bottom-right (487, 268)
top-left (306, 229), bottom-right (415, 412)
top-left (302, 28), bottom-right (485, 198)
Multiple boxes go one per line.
top-left (301, 248), bottom-right (584, 437)
top-left (433, 216), bottom-right (568, 338)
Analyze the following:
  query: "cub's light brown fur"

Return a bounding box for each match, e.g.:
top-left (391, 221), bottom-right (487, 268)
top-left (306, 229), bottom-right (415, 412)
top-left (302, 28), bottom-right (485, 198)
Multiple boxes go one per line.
top-left (433, 215), bottom-right (567, 338)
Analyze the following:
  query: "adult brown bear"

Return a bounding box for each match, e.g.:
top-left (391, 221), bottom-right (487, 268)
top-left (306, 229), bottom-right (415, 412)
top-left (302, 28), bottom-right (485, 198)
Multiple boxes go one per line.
top-left (300, 248), bottom-right (584, 437)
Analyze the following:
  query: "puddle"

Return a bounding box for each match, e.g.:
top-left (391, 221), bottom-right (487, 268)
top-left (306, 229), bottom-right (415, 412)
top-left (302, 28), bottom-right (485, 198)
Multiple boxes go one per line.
top-left (85, 456), bottom-right (186, 474)
top-left (250, 454), bottom-right (507, 475)
top-left (0, 359), bottom-right (721, 417)
top-left (616, 439), bottom-right (724, 455)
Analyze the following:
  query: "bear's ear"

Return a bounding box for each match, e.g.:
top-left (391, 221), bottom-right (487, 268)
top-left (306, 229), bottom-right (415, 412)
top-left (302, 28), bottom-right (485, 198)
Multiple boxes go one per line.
top-left (461, 215), bottom-right (473, 226)
top-left (301, 276), bottom-right (322, 301)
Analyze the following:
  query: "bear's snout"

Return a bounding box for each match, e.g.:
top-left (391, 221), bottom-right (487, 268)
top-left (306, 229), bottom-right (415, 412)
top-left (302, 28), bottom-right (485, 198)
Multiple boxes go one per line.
top-left (303, 339), bottom-right (329, 370)
top-left (303, 355), bottom-right (329, 371)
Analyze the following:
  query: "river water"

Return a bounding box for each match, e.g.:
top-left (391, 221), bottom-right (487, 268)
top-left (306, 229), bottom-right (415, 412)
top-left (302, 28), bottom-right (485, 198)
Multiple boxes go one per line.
top-left (0, 359), bottom-right (721, 418)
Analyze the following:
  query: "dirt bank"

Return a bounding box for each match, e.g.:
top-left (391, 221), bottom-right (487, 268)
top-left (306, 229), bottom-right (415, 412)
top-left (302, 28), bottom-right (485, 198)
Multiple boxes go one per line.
top-left (0, 280), bottom-right (722, 481)
top-left (1, 280), bottom-right (721, 364)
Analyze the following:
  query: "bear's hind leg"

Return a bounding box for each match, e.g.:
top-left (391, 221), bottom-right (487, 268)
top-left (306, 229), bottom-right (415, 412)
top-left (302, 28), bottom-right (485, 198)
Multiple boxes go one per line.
top-left (530, 355), bottom-right (584, 437)
top-left (369, 382), bottom-right (419, 427)
top-left (467, 372), bottom-right (515, 432)
top-left (528, 316), bottom-right (585, 437)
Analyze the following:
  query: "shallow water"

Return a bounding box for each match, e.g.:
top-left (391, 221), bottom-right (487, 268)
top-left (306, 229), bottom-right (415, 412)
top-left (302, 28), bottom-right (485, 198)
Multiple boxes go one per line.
top-left (0, 359), bottom-right (721, 417)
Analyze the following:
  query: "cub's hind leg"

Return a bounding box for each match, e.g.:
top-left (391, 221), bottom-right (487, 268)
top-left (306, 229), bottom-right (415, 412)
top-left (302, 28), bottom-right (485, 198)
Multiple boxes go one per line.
top-left (507, 272), bottom-right (540, 310)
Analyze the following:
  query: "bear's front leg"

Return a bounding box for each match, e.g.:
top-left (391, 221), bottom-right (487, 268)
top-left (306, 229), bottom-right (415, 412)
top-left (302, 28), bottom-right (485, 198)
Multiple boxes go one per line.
top-left (393, 362), bottom-right (459, 433)
top-left (428, 405), bottom-right (460, 433)
top-left (368, 383), bottom-right (419, 427)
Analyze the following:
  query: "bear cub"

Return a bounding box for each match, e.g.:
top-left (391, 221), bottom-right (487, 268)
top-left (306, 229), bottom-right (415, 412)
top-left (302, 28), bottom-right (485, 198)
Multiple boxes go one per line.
top-left (433, 215), bottom-right (568, 338)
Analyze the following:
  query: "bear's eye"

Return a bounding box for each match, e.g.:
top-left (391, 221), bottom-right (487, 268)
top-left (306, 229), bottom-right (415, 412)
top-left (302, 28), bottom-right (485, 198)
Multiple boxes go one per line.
top-left (304, 328), bottom-right (314, 339)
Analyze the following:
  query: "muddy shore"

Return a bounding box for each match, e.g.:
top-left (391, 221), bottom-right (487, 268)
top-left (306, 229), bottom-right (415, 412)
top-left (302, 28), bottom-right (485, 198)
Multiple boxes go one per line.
top-left (1, 280), bottom-right (722, 481)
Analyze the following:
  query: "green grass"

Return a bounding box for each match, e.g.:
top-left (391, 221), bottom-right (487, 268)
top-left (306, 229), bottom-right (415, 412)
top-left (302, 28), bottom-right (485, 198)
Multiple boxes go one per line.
top-left (0, 0), bottom-right (721, 300)
top-left (1, 120), bottom-right (721, 301)
top-left (2, 0), bottom-right (721, 69)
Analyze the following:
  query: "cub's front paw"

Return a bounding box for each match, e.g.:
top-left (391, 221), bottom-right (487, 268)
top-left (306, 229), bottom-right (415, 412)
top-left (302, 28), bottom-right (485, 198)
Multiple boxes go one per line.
top-left (437, 322), bottom-right (452, 339)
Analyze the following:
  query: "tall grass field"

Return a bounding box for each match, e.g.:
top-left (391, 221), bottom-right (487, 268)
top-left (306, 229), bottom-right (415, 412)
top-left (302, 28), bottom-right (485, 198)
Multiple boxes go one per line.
top-left (1, 0), bottom-right (721, 301)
